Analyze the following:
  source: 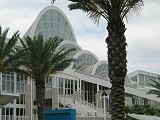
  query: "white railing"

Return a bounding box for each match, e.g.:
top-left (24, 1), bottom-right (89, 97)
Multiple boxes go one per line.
top-left (1, 115), bottom-right (29, 120)
top-left (59, 96), bottom-right (89, 117)
top-left (59, 95), bottom-right (104, 118)
top-left (78, 98), bottom-right (105, 117)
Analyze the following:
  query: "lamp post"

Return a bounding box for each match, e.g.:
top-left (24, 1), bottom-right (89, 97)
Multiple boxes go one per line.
top-left (101, 90), bottom-right (111, 120)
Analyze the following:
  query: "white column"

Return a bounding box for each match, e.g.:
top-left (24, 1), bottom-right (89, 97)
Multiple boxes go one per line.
top-left (79, 79), bottom-right (81, 96)
top-left (73, 81), bottom-right (75, 94)
top-left (13, 105), bottom-right (16, 120)
top-left (56, 77), bottom-right (59, 109)
top-left (0, 108), bottom-right (2, 120)
top-left (103, 95), bottom-right (106, 120)
top-left (14, 72), bottom-right (17, 94)
top-left (77, 79), bottom-right (79, 91)
top-left (52, 76), bottom-right (54, 89)
top-left (97, 84), bottom-right (99, 92)
top-left (63, 78), bottom-right (65, 95)
top-left (30, 78), bottom-right (33, 120)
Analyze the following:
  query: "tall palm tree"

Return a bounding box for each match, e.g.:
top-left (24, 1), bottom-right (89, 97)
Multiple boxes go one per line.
top-left (147, 77), bottom-right (160, 98)
top-left (0, 26), bottom-right (21, 73)
top-left (67, 0), bottom-right (144, 119)
top-left (19, 34), bottom-right (75, 120)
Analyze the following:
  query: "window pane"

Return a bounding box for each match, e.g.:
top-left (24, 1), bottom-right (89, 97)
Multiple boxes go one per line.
top-left (139, 74), bottom-right (144, 86)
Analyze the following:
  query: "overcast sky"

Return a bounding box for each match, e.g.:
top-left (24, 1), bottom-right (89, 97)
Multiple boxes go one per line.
top-left (0, 0), bottom-right (160, 74)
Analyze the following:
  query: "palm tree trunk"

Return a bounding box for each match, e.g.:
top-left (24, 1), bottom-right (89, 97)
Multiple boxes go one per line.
top-left (106, 20), bottom-right (127, 120)
top-left (36, 80), bottom-right (45, 120)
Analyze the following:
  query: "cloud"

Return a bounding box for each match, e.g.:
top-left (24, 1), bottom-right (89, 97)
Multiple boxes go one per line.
top-left (0, 0), bottom-right (160, 74)
top-left (125, 0), bottom-right (160, 73)
top-left (76, 33), bottom-right (107, 60)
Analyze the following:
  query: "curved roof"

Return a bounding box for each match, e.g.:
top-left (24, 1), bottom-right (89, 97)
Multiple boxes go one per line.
top-left (71, 50), bottom-right (99, 71)
top-left (59, 41), bottom-right (82, 50)
top-left (92, 60), bottom-right (108, 77)
top-left (24, 6), bottom-right (77, 43)
top-left (58, 41), bottom-right (82, 58)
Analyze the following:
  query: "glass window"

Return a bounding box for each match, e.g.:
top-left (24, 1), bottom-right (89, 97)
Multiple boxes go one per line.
top-left (35, 9), bottom-right (75, 42)
top-left (43, 14), bottom-right (47, 21)
top-left (16, 108), bottom-right (19, 116)
top-left (2, 108), bottom-right (5, 115)
top-left (145, 75), bottom-right (151, 87)
top-left (139, 74), bottom-right (144, 86)
top-left (53, 10), bottom-right (58, 16)
top-left (10, 108), bottom-right (13, 115)
top-left (54, 16), bottom-right (58, 23)
top-left (131, 76), bottom-right (137, 82)
top-left (46, 14), bottom-right (50, 21)
top-left (73, 53), bottom-right (98, 70)
top-left (54, 23), bottom-right (59, 30)
top-left (147, 76), bottom-right (156, 87)
top-left (95, 63), bottom-right (108, 76)
top-left (75, 81), bottom-right (77, 91)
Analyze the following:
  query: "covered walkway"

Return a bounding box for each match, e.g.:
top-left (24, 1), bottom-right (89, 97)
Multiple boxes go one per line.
top-left (128, 113), bottom-right (160, 120)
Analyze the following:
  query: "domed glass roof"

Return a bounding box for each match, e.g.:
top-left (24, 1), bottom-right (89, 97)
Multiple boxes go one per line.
top-left (34, 9), bottom-right (75, 42)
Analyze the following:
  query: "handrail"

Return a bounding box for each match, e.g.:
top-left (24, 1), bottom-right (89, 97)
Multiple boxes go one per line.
top-left (59, 95), bottom-right (105, 118)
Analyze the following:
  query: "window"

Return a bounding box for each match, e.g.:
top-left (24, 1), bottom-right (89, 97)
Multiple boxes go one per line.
top-left (16, 94), bottom-right (25, 104)
top-left (145, 75), bottom-right (151, 87)
top-left (59, 78), bottom-right (63, 94)
top-left (35, 9), bottom-right (75, 42)
top-left (139, 74), bottom-right (144, 86)
top-left (131, 76), bottom-right (137, 82)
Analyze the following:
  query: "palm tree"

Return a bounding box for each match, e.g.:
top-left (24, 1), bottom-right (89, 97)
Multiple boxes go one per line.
top-left (19, 34), bottom-right (75, 120)
top-left (147, 76), bottom-right (160, 98)
top-left (67, 0), bottom-right (144, 119)
top-left (0, 26), bottom-right (21, 73)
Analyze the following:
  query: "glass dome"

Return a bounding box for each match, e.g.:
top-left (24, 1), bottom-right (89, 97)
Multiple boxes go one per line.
top-left (94, 63), bottom-right (108, 77)
top-left (34, 9), bottom-right (75, 42)
top-left (72, 53), bottom-right (98, 70)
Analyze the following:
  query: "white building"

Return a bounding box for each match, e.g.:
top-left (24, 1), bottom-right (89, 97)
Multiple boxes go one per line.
top-left (0, 6), bottom-right (160, 120)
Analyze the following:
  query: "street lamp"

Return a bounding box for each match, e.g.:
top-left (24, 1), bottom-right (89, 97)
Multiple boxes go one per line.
top-left (101, 90), bottom-right (111, 120)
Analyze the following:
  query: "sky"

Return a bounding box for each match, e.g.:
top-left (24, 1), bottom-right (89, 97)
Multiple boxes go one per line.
top-left (0, 0), bottom-right (160, 74)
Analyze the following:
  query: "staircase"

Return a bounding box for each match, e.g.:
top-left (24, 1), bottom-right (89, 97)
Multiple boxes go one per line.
top-left (59, 95), bottom-right (106, 118)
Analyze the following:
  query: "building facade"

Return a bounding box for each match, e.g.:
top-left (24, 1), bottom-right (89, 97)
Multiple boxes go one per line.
top-left (0, 6), bottom-right (160, 120)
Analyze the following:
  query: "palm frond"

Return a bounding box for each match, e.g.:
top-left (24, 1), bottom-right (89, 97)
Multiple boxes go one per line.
top-left (3, 31), bottom-right (19, 57)
top-left (121, 0), bottom-right (143, 20)
top-left (19, 34), bottom-right (75, 79)
top-left (147, 77), bottom-right (160, 97)
top-left (147, 90), bottom-right (160, 98)
top-left (0, 27), bottom-right (9, 58)
top-left (0, 26), bottom-right (20, 72)
top-left (68, 0), bottom-right (144, 23)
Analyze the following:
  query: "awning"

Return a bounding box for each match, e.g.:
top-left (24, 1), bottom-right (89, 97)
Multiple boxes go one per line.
top-left (0, 92), bottom-right (19, 108)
